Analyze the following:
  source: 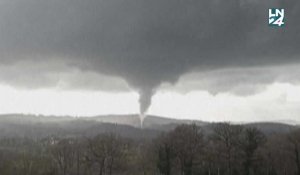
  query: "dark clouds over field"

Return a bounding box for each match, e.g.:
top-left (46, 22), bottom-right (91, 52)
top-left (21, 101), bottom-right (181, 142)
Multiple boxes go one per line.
top-left (0, 0), bottom-right (299, 113)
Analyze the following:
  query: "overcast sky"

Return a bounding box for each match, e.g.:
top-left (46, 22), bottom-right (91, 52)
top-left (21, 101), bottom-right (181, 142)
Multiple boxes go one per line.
top-left (0, 0), bottom-right (300, 122)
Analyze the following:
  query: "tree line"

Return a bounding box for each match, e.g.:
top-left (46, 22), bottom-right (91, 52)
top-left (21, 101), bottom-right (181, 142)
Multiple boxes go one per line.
top-left (0, 123), bottom-right (299, 175)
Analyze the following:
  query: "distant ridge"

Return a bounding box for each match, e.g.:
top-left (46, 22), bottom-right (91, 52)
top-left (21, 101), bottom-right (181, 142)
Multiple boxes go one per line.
top-left (0, 113), bottom-right (299, 126)
top-left (0, 114), bottom-right (298, 137)
top-left (88, 114), bottom-right (208, 128)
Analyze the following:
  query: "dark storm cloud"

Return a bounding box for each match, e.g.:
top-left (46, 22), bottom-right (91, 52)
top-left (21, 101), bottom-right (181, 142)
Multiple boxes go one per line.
top-left (0, 0), bottom-right (300, 112)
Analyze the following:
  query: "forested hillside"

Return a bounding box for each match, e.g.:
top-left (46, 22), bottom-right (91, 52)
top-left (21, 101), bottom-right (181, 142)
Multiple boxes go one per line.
top-left (0, 114), bottom-right (299, 174)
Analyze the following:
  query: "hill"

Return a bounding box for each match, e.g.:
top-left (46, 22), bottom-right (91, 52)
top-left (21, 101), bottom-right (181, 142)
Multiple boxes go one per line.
top-left (0, 114), bottom-right (298, 139)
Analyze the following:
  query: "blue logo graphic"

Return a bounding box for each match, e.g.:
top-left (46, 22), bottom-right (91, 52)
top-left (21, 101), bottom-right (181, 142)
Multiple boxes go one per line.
top-left (269, 8), bottom-right (285, 27)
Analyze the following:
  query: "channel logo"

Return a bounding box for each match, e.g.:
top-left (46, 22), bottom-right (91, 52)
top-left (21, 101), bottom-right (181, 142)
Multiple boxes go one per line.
top-left (269, 8), bottom-right (285, 27)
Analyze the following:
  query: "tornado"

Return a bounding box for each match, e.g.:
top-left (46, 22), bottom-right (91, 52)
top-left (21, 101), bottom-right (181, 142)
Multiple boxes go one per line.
top-left (138, 89), bottom-right (153, 128)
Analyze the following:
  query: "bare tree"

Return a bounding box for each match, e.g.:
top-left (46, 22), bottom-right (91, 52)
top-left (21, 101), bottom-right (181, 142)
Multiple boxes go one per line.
top-left (169, 124), bottom-right (205, 175)
top-left (87, 133), bottom-right (128, 175)
top-left (50, 138), bottom-right (76, 175)
top-left (240, 127), bottom-right (266, 175)
top-left (155, 134), bottom-right (174, 175)
top-left (212, 123), bottom-right (243, 175)
top-left (287, 129), bottom-right (300, 175)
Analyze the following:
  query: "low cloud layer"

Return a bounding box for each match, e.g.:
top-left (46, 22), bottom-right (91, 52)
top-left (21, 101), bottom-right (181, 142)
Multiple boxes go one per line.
top-left (0, 0), bottom-right (300, 113)
top-left (160, 65), bottom-right (300, 95)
